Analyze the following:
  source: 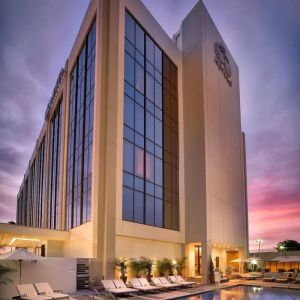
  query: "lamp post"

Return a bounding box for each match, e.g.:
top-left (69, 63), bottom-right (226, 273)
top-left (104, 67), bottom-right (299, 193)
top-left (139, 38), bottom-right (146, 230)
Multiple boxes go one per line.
top-left (256, 239), bottom-right (263, 253)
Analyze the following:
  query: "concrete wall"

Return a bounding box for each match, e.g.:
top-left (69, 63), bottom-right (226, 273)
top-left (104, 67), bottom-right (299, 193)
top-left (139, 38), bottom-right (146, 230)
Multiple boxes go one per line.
top-left (181, 0), bottom-right (247, 282)
top-left (63, 221), bottom-right (94, 258)
top-left (0, 258), bottom-right (76, 300)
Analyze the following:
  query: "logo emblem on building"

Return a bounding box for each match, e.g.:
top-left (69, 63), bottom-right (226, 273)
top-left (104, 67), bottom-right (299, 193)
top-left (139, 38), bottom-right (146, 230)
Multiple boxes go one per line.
top-left (214, 42), bottom-right (232, 86)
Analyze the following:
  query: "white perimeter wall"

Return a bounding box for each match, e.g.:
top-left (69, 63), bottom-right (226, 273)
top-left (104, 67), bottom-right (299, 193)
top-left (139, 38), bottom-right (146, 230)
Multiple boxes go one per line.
top-left (0, 258), bottom-right (76, 300)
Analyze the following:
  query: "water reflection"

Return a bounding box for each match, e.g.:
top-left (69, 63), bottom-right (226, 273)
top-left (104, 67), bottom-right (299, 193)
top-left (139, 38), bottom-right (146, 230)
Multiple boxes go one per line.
top-left (181, 286), bottom-right (300, 300)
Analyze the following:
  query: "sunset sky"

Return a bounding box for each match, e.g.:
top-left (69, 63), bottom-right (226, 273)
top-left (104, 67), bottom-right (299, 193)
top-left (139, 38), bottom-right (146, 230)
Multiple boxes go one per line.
top-left (0, 0), bottom-right (299, 251)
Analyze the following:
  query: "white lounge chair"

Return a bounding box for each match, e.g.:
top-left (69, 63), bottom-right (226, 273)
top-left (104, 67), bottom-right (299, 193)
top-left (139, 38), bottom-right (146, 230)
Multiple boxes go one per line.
top-left (101, 280), bottom-right (138, 298)
top-left (275, 272), bottom-right (293, 283)
top-left (34, 282), bottom-right (69, 300)
top-left (16, 284), bottom-right (52, 300)
top-left (169, 275), bottom-right (195, 287)
top-left (176, 275), bottom-right (197, 285)
top-left (152, 277), bottom-right (181, 289)
top-left (130, 278), bottom-right (162, 292)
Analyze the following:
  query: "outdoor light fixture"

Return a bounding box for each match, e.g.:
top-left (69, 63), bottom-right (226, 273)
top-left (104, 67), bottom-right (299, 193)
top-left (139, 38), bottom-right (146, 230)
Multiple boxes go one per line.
top-left (255, 239), bottom-right (263, 253)
top-left (9, 237), bottom-right (40, 245)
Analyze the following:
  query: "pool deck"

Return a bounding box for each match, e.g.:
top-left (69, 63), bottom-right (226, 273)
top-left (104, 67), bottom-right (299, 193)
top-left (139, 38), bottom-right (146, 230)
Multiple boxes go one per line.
top-left (73, 279), bottom-right (300, 300)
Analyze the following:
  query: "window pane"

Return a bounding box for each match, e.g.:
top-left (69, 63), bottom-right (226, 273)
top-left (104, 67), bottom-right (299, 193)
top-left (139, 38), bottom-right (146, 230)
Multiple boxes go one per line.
top-left (135, 63), bottom-right (144, 93)
top-left (146, 181), bottom-right (154, 196)
top-left (125, 12), bottom-right (135, 44)
top-left (135, 24), bottom-right (144, 54)
top-left (125, 52), bottom-right (134, 85)
top-left (145, 152), bottom-right (154, 182)
top-left (123, 172), bottom-right (133, 188)
top-left (135, 147), bottom-right (144, 177)
top-left (155, 81), bottom-right (162, 108)
top-left (155, 198), bottom-right (163, 227)
top-left (146, 112), bottom-right (154, 141)
top-left (123, 140), bottom-right (134, 173)
top-left (134, 176), bottom-right (144, 192)
top-left (135, 90), bottom-right (144, 107)
top-left (124, 126), bottom-right (134, 142)
top-left (145, 195), bottom-right (154, 225)
top-left (146, 36), bottom-right (154, 65)
top-left (134, 191), bottom-right (144, 223)
top-left (135, 132), bottom-right (144, 148)
top-left (155, 118), bottom-right (162, 146)
top-left (146, 139), bottom-right (154, 154)
top-left (155, 46), bottom-right (162, 72)
top-left (123, 187), bottom-right (133, 221)
top-left (155, 158), bottom-right (163, 186)
top-left (135, 103), bottom-right (144, 134)
top-left (125, 39), bottom-right (134, 57)
top-left (124, 96), bottom-right (134, 128)
top-left (146, 73), bottom-right (154, 102)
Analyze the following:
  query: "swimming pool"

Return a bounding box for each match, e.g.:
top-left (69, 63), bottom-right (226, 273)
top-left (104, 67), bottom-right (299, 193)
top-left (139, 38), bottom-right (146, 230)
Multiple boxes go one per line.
top-left (177, 285), bottom-right (300, 299)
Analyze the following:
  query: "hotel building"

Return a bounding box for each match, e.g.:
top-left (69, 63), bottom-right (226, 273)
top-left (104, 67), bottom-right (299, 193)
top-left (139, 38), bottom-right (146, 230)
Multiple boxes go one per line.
top-left (1, 0), bottom-right (248, 284)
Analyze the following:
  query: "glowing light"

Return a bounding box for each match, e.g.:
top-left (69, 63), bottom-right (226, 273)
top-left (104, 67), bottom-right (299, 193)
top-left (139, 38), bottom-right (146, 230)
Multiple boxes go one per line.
top-left (9, 237), bottom-right (40, 245)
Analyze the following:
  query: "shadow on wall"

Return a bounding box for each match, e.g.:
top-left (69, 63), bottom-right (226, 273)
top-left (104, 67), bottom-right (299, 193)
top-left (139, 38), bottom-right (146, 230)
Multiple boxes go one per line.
top-left (0, 258), bottom-right (76, 300)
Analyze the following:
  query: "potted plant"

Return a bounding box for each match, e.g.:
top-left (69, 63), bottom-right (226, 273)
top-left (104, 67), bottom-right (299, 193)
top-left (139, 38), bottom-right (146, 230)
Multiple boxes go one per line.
top-left (175, 257), bottom-right (187, 276)
top-left (208, 256), bottom-right (215, 284)
top-left (156, 258), bottom-right (174, 276)
top-left (114, 257), bottom-right (128, 283)
top-left (140, 257), bottom-right (154, 281)
top-left (129, 258), bottom-right (144, 278)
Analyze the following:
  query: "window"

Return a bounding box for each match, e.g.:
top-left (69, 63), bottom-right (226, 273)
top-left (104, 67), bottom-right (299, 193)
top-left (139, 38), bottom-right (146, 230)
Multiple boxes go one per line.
top-left (122, 11), bottom-right (179, 230)
top-left (66, 20), bottom-right (96, 229)
top-left (48, 102), bottom-right (62, 229)
top-left (16, 137), bottom-right (45, 228)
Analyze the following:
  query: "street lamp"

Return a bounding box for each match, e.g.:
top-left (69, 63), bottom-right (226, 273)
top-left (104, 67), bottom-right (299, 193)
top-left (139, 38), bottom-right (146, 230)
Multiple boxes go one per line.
top-left (255, 239), bottom-right (263, 253)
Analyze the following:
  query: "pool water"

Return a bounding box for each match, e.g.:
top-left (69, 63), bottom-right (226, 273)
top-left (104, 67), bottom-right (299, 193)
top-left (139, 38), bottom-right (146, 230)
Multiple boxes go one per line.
top-left (178, 285), bottom-right (300, 300)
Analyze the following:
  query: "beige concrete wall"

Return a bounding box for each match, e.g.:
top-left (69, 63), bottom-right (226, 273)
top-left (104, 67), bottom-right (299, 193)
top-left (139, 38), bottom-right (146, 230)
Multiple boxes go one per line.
top-left (63, 221), bottom-right (94, 258)
top-left (181, 0), bottom-right (247, 282)
top-left (116, 235), bottom-right (182, 260)
top-left (0, 258), bottom-right (76, 300)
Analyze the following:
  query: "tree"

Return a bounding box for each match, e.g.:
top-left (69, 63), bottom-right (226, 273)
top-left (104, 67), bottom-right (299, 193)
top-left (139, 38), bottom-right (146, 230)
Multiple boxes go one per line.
top-left (208, 256), bottom-right (215, 284)
top-left (276, 240), bottom-right (300, 252)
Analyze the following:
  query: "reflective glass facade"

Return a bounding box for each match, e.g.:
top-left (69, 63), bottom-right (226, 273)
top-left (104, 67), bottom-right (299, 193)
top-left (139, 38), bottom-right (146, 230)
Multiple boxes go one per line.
top-left (17, 137), bottom-right (45, 227)
top-left (123, 12), bottom-right (179, 230)
top-left (48, 101), bottom-right (62, 229)
top-left (66, 20), bottom-right (96, 230)
top-left (36, 138), bottom-right (45, 227)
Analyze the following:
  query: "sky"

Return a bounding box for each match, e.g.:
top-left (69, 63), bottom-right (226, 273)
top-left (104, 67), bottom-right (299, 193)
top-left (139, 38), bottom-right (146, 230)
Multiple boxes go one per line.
top-left (0, 0), bottom-right (299, 252)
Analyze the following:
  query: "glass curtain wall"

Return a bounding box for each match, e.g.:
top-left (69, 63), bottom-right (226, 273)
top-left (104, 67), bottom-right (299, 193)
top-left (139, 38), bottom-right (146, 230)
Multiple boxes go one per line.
top-left (66, 20), bottom-right (96, 230)
top-left (48, 102), bottom-right (62, 229)
top-left (36, 138), bottom-right (45, 227)
top-left (122, 11), bottom-right (179, 230)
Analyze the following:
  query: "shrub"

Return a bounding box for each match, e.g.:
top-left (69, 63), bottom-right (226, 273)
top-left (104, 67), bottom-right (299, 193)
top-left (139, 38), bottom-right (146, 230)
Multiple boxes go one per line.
top-left (175, 257), bottom-right (187, 275)
top-left (156, 258), bottom-right (174, 276)
top-left (0, 264), bottom-right (15, 285)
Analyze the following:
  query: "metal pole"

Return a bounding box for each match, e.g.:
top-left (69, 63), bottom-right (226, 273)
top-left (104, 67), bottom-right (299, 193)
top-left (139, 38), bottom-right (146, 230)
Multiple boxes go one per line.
top-left (19, 260), bottom-right (22, 284)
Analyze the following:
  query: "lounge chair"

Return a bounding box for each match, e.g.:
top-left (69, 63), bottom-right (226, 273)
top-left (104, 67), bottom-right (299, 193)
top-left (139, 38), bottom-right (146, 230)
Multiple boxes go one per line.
top-left (169, 275), bottom-right (196, 286)
top-left (262, 275), bottom-right (276, 282)
top-left (152, 277), bottom-right (181, 289)
top-left (101, 280), bottom-right (138, 298)
top-left (34, 282), bottom-right (69, 300)
top-left (16, 284), bottom-right (52, 300)
top-left (275, 272), bottom-right (293, 283)
top-left (175, 275), bottom-right (197, 285)
top-left (130, 278), bottom-right (162, 292)
top-left (240, 273), bottom-right (258, 280)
